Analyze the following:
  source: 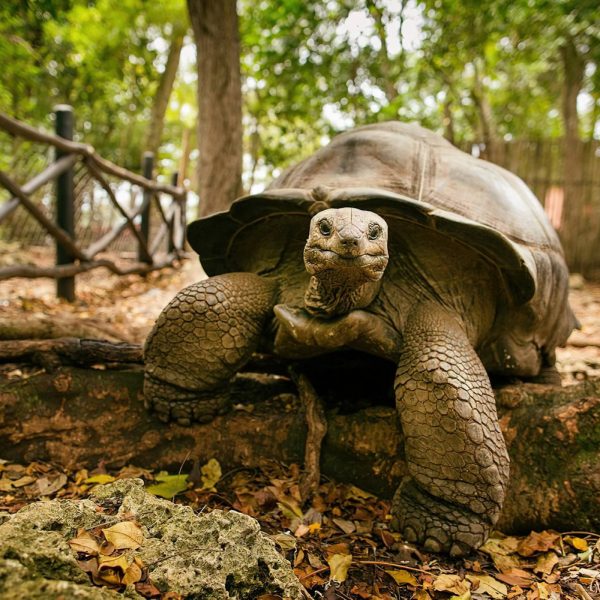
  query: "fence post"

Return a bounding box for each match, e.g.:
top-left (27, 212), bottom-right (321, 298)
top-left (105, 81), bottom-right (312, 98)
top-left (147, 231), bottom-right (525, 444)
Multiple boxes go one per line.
top-left (138, 152), bottom-right (154, 263)
top-left (55, 104), bottom-right (76, 302)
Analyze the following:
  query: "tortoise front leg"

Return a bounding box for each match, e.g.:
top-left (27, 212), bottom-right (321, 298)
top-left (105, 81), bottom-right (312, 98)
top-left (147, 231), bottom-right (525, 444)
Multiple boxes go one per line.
top-left (144, 273), bottom-right (278, 425)
top-left (392, 304), bottom-right (509, 556)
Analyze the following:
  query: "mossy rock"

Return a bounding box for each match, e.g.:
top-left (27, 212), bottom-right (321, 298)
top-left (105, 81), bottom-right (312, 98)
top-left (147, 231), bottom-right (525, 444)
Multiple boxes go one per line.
top-left (0, 478), bottom-right (303, 600)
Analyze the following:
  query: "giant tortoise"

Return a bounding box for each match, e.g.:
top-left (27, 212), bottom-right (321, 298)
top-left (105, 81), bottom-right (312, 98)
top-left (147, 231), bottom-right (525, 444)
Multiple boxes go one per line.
top-left (144, 122), bottom-right (576, 555)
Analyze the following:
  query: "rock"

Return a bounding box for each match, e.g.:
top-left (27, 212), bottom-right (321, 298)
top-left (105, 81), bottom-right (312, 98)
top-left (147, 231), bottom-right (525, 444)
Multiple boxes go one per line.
top-left (0, 479), bottom-right (303, 600)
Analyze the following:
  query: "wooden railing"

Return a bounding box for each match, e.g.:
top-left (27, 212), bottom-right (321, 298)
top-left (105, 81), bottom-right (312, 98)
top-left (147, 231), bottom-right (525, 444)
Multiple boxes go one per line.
top-left (0, 106), bottom-right (188, 300)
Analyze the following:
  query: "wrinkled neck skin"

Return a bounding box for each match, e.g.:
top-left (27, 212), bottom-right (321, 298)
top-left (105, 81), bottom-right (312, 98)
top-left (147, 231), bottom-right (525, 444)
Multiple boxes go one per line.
top-left (304, 270), bottom-right (382, 318)
top-left (300, 206), bottom-right (389, 319)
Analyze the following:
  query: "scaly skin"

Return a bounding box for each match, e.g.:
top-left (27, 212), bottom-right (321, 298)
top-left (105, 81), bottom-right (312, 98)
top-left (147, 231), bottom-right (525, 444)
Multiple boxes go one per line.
top-left (144, 207), bottom-right (511, 555)
top-left (392, 303), bottom-right (510, 556)
top-left (144, 272), bottom-right (279, 425)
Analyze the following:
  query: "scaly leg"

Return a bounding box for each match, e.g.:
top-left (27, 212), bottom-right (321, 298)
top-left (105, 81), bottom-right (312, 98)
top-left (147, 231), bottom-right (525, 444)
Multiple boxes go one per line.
top-left (392, 304), bottom-right (509, 556)
top-left (144, 273), bottom-right (278, 425)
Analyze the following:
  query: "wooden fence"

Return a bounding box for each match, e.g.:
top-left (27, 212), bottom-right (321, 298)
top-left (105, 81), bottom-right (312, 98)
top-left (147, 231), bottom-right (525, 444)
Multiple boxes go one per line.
top-left (0, 107), bottom-right (187, 300)
top-left (469, 138), bottom-right (600, 278)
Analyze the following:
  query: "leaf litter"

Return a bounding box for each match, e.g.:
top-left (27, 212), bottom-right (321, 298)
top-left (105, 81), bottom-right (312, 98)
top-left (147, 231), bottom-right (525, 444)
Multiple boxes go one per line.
top-left (1, 265), bottom-right (600, 597)
top-left (1, 457), bottom-right (598, 599)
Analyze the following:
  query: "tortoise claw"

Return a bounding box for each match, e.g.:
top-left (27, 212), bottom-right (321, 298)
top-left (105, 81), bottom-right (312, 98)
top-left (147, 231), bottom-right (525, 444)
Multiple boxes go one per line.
top-left (392, 478), bottom-right (489, 555)
top-left (144, 375), bottom-right (231, 425)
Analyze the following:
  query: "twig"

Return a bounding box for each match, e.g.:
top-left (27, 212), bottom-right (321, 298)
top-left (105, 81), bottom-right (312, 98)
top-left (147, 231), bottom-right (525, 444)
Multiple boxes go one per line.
top-left (288, 367), bottom-right (328, 502)
top-left (177, 450), bottom-right (192, 475)
top-left (574, 583), bottom-right (594, 600)
top-left (355, 559), bottom-right (431, 574)
top-left (298, 566), bottom-right (329, 581)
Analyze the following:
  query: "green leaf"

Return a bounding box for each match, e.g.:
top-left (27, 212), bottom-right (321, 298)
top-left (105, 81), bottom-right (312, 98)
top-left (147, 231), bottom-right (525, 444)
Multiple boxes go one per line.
top-left (146, 472), bottom-right (188, 499)
top-left (85, 474), bottom-right (116, 485)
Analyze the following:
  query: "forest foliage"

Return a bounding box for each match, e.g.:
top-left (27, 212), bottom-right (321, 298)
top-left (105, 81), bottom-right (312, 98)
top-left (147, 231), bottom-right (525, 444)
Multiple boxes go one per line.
top-left (1, 0), bottom-right (598, 189)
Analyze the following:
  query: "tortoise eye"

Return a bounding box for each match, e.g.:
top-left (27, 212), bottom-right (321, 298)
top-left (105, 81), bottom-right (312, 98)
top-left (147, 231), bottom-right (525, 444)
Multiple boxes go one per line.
top-left (368, 223), bottom-right (382, 240)
top-left (318, 219), bottom-right (332, 236)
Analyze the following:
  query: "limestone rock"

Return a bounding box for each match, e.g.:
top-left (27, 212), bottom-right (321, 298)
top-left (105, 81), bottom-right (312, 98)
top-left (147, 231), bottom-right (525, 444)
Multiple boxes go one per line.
top-left (0, 478), bottom-right (303, 600)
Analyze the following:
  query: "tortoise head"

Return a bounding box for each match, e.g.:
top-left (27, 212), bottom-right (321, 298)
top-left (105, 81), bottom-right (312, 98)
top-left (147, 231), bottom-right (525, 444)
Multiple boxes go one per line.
top-left (303, 207), bottom-right (389, 283)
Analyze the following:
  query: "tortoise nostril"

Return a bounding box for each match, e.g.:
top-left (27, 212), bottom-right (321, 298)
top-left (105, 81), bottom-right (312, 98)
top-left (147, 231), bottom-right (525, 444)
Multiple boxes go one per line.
top-left (340, 237), bottom-right (359, 247)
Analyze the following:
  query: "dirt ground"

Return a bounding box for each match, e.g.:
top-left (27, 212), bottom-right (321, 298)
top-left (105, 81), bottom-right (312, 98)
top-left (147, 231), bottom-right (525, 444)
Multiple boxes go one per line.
top-left (1, 252), bottom-right (598, 384)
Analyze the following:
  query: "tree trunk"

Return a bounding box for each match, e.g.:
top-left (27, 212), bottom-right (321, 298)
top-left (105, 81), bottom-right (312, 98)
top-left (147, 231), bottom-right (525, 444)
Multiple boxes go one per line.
top-left (177, 126), bottom-right (192, 186)
top-left (144, 26), bottom-right (186, 157)
top-left (559, 38), bottom-right (585, 271)
top-left (442, 97), bottom-right (455, 145)
top-left (471, 59), bottom-right (498, 163)
top-left (1, 350), bottom-right (598, 534)
top-left (187, 0), bottom-right (243, 217)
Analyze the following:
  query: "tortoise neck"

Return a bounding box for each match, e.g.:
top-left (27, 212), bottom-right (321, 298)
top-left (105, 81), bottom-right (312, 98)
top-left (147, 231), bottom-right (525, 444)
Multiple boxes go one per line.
top-left (303, 274), bottom-right (381, 318)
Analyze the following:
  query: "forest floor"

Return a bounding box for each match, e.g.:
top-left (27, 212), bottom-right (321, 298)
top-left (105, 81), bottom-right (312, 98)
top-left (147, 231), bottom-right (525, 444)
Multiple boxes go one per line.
top-left (1, 253), bottom-right (600, 599)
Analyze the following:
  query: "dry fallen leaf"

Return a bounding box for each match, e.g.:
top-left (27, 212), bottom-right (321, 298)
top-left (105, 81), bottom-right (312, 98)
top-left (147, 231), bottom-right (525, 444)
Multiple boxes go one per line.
top-left (98, 553), bottom-right (132, 572)
top-left (122, 561), bottom-right (143, 585)
top-left (294, 523), bottom-right (310, 538)
top-left (0, 477), bottom-right (14, 492)
top-left (480, 534), bottom-right (520, 555)
top-left (332, 517), bottom-right (356, 534)
top-left (534, 551), bottom-right (559, 575)
top-left (563, 536), bottom-right (588, 552)
top-left (94, 566), bottom-right (122, 587)
top-left (517, 531), bottom-right (560, 557)
top-left (531, 581), bottom-right (552, 599)
top-left (294, 566), bottom-right (325, 589)
top-left (200, 458), bottom-right (222, 491)
top-left (270, 532), bottom-right (297, 551)
top-left (69, 530), bottom-right (101, 555)
top-left (307, 552), bottom-right (323, 569)
top-left (11, 475), bottom-right (37, 488)
top-left (327, 553), bottom-right (352, 583)
top-left (385, 569), bottom-right (418, 586)
top-left (102, 521), bottom-right (144, 550)
top-left (347, 485), bottom-right (375, 500)
top-left (466, 574), bottom-right (508, 599)
top-left (77, 556), bottom-right (99, 577)
top-left (135, 580), bottom-right (163, 598)
top-left (480, 536), bottom-right (523, 572)
top-left (325, 542), bottom-right (350, 555)
top-left (495, 567), bottom-right (535, 588)
top-left (35, 473), bottom-right (68, 496)
top-left (432, 573), bottom-right (470, 596)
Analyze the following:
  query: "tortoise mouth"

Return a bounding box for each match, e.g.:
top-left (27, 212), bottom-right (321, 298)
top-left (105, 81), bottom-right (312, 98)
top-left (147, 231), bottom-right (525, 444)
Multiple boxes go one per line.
top-left (304, 247), bottom-right (389, 280)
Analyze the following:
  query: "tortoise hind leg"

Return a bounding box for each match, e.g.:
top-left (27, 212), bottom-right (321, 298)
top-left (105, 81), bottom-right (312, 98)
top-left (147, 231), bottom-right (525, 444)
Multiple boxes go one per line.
top-left (144, 273), bottom-right (278, 425)
top-left (392, 304), bottom-right (509, 556)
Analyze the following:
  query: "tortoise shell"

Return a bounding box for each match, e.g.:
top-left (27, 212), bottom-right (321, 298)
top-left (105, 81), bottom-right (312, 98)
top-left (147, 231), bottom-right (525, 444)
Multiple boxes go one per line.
top-left (188, 122), bottom-right (575, 361)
